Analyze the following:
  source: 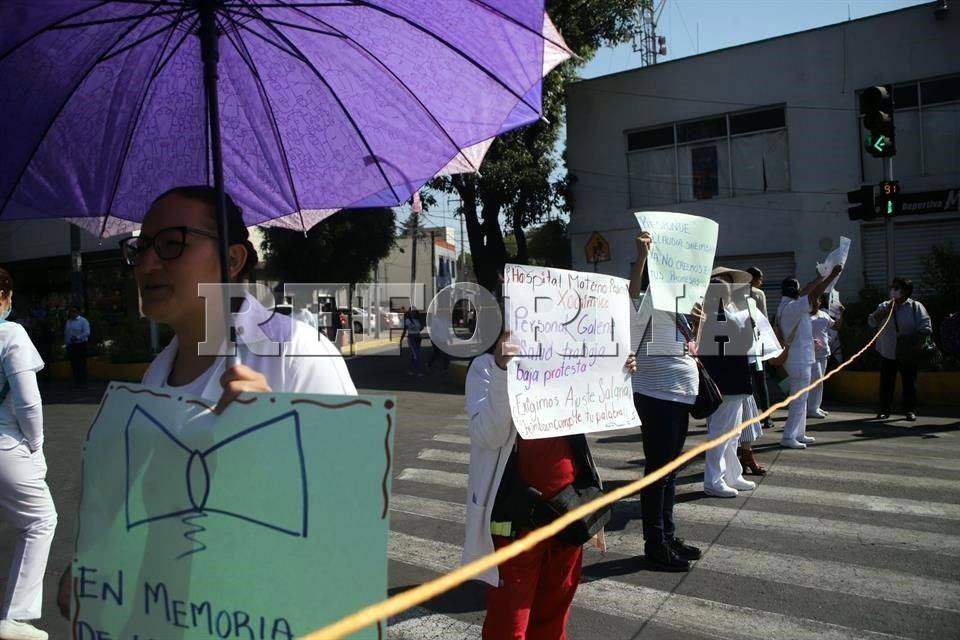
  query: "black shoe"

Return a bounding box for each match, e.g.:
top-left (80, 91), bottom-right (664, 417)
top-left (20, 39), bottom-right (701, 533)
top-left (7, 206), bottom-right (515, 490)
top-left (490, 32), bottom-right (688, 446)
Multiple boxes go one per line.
top-left (877, 412), bottom-right (890, 420)
top-left (668, 537), bottom-right (702, 561)
top-left (645, 544), bottom-right (690, 572)
top-left (905, 412), bottom-right (917, 422)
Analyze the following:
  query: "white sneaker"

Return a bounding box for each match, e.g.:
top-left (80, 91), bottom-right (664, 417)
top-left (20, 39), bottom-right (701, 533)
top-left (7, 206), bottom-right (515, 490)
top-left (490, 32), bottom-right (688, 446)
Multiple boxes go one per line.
top-left (728, 478), bottom-right (757, 491)
top-left (799, 435), bottom-right (817, 444)
top-left (0, 620), bottom-right (49, 640)
top-left (780, 439), bottom-right (807, 449)
top-left (806, 411), bottom-right (826, 419)
top-left (704, 484), bottom-right (738, 498)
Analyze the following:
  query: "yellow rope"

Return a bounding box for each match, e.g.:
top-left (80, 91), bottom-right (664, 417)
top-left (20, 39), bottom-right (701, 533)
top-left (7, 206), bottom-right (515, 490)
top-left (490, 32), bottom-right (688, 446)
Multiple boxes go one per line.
top-left (303, 306), bottom-right (893, 640)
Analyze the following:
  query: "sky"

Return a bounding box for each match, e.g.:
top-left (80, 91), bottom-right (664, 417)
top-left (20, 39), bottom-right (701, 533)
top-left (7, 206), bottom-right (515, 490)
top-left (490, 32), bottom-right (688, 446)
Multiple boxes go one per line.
top-left (414, 0), bottom-right (931, 252)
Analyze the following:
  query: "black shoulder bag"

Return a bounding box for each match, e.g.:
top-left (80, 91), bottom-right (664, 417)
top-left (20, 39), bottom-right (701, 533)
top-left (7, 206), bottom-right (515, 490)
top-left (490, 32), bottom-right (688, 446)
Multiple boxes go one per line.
top-left (676, 316), bottom-right (723, 419)
top-left (490, 438), bottom-right (610, 546)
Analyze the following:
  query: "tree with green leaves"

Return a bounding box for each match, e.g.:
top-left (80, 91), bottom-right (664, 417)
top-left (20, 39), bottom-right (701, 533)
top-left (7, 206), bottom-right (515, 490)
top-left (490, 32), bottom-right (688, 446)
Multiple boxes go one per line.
top-left (429, 1), bottom-right (648, 292)
top-left (260, 207), bottom-right (396, 286)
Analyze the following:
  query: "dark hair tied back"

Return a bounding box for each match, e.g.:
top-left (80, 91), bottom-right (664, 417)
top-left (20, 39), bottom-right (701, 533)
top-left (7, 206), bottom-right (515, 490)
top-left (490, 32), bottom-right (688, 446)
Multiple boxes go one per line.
top-left (152, 185), bottom-right (259, 280)
top-left (0, 266), bottom-right (12, 296)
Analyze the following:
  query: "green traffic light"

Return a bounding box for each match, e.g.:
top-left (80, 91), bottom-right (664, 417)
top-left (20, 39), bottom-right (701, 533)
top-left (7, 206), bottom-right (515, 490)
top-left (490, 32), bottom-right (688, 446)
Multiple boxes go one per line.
top-left (887, 200), bottom-right (894, 215)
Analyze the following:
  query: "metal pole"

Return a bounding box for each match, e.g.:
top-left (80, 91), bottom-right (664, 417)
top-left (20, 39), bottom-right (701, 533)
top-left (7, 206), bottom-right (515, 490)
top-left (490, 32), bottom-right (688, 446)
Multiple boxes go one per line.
top-left (409, 210), bottom-right (419, 307)
top-left (883, 156), bottom-right (896, 286)
top-left (199, 1), bottom-right (238, 366)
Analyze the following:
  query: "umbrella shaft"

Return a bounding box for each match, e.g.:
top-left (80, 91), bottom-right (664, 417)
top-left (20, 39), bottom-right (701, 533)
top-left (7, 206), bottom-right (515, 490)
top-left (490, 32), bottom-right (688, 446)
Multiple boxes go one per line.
top-left (199, 1), bottom-right (240, 367)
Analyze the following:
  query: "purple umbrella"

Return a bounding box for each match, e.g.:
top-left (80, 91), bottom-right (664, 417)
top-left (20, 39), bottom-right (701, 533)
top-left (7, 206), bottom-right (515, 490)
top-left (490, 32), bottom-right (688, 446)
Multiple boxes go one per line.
top-left (0, 0), bottom-right (571, 282)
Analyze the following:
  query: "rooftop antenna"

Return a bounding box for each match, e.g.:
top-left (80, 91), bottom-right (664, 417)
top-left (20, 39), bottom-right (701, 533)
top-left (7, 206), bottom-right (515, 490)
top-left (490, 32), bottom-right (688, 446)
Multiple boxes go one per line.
top-left (632, 1), bottom-right (667, 66)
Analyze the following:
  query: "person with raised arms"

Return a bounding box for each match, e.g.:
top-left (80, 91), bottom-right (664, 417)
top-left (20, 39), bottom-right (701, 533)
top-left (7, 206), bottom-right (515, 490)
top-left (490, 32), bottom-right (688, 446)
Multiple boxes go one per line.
top-left (627, 231), bottom-right (704, 572)
top-left (776, 265), bottom-right (842, 450)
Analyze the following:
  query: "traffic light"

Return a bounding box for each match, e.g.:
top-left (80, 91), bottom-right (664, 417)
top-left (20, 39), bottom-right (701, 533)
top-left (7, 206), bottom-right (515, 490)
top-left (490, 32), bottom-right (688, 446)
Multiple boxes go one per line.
top-left (847, 185), bottom-right (878, 221)
top-left (878, 180), bottom-right (901, 216)
top-left (860, 85), bottom-right (896, 158)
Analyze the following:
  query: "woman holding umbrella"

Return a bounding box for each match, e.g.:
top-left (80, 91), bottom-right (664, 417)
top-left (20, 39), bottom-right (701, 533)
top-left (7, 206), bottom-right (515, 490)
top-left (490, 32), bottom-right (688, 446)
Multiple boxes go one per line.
top-left (57, 184), bottom-right (357, 615)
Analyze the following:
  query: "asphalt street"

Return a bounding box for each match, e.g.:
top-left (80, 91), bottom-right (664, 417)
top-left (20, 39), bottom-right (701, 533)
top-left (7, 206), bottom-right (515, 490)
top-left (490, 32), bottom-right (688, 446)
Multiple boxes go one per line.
top-left (2, 348), bottom-right (959, 639)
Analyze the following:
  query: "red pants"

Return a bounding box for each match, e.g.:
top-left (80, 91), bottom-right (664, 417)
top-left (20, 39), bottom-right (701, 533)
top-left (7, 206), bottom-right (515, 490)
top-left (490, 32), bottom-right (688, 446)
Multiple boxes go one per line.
top-left (482, 535), bottom-right (583, 640)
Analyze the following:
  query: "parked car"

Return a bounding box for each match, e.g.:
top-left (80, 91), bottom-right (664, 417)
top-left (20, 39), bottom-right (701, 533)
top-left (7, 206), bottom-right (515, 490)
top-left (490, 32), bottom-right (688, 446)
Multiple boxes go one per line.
top-left (339, 306), bottom-right (401, 335)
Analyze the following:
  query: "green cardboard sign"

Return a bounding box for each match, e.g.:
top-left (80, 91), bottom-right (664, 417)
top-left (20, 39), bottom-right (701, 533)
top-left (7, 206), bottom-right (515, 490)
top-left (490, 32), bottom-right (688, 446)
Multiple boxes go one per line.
top-left (71, 383), bottom-right (395, 640)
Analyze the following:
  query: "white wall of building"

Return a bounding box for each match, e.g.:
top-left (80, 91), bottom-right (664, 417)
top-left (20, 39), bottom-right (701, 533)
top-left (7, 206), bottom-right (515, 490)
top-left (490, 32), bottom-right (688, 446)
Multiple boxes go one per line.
top-left (565, 5), bottom-right (959, 303)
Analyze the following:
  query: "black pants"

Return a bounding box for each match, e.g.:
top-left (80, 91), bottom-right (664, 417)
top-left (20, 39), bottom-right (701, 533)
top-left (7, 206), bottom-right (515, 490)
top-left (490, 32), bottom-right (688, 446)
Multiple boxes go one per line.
top-left (67, 342), bottom-right (88, 385)
top-left (879, 356), bottom-right (918, 413)
top-left (751, 367), bottom-right (770, 418)
top-left (635, 393), bottom-right (689, 554)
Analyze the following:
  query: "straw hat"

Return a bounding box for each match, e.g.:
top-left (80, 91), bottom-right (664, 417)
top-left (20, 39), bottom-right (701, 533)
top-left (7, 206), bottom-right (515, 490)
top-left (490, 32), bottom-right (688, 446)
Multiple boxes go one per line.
top-left (711, 266), bottom-right (753, 285)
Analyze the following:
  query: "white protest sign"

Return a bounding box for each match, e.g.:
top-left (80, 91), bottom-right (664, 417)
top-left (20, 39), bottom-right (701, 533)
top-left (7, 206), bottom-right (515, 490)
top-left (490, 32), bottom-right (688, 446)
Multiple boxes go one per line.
top-left (504, 264), bottom-right (639, 439)
top-left (817, 236), bottom-right (851, 294)
top-left (747, 297), bottom-right (784, 361)
top-left (633, 211), bottom-right (719, 313)
top-left (828, 289), bottom-right (843, 319)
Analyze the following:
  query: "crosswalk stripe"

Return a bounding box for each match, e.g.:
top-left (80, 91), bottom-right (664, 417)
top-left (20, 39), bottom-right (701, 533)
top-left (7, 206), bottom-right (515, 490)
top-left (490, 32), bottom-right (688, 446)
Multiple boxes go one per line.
top-left (388, 531), bottom-right (912, 640)
top-left (672, 502), bottom-right (960, 556)
top-left (760, 463), bottom-right (960, 493)
top-left (411, 451), bottom-right (959, 517)
top-left (426, 435), bottom-right (960, 492)
top-left (398, 467), bottom-right (469, 489)
top-left (388, 607), bottom-right (480, 639)
top-left (390, 493), bottom-right (960, 613)
top-left (393, 470), bottom-right (960, 556)
top-left (600, 531), bottom-right (960, 613)
top-left (749, 484), bottom-right (960, 520)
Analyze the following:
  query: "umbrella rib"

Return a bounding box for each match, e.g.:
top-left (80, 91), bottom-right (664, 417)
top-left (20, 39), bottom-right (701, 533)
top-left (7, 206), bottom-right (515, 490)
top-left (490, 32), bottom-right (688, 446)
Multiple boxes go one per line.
top-left (272, 0), bottom-right (482, 175)
top-left (226, 11), bottom-right (346, 38)
top-left (236, 0), bottom-right (401, 204)
top-left (338, 0), bottom-right (541, 117)
top-left (98, 16), bottom-right (181, 64)
top-left (0, 3), bottom-right (166, 219)
top-left (465, 0), bottom-right (572, 54)
top-left (100, 8), bottom-right (188, 238)
top-left (49, 8), bottom-right (184, 30)
top-left (218, 13), bottom-right (307, 233)
top-left (152, 15), bottom-right (200, 79)
top-left (229, 21), bottom-right (303, 60)
top-left (0, 1), bottom-right (109, 63)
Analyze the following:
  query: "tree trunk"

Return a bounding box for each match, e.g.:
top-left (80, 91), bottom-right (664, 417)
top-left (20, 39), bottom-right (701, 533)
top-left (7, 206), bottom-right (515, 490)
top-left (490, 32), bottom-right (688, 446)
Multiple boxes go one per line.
top-left (512, 211), bottom-right (529, 265)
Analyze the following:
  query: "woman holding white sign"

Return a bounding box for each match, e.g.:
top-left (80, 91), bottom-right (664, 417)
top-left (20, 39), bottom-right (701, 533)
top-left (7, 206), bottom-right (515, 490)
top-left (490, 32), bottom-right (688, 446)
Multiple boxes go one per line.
top-left (628, 232), bottom-right (703, 572)
top-left (463, 329), bottom-right (635, 639)
top-left (776, 267), bottom-right (842, 450)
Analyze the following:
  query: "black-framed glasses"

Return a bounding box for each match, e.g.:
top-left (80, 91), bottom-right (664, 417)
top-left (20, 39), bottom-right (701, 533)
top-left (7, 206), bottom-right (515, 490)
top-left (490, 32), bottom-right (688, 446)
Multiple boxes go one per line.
top-left (119, 226), bottom-right (219, 267)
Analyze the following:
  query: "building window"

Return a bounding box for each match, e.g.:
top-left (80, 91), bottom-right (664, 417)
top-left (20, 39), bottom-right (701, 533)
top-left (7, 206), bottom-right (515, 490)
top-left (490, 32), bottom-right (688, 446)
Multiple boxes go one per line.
top-left (861, 74), bottom-right (960, 182)
top-left (626, 106), bottom-right (788, 207)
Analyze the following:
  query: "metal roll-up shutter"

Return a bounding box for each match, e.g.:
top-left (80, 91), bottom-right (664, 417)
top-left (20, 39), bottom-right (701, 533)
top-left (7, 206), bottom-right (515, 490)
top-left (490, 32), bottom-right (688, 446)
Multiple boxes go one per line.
top-left (861, 218), bottom-right (960, 295)
top-left (714, 252), bottom-right (795, 315)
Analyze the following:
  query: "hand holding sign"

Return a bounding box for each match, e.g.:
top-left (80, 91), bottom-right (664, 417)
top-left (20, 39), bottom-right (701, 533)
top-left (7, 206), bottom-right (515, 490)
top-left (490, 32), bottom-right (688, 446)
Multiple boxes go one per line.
top-left (633, 211), bottom-right (719, 314)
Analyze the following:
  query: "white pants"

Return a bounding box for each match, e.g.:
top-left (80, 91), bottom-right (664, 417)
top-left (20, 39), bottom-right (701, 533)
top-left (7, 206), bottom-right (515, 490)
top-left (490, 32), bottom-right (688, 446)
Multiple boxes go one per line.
top-left (783, 360), bottom-right (812, 443)
top-left (705, 396), bottom-right (749, 491)
top-left (807, 357), bottom-right (828, 416)
top-left (0, 443), bottom-right (57, 621)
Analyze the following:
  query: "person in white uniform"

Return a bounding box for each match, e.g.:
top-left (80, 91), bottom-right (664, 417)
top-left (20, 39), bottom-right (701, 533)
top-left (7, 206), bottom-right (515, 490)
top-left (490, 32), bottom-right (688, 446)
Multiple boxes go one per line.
top-left (0, 267), bottom-right (57, 640)
top-left (776, 266), bottom-right (842, 450)
top-left (699, 269), bottom-right (759, 498)
top-left (807, 295), bottom-right (838, 419)
top-left (57, 185), bottom-right (357, 617)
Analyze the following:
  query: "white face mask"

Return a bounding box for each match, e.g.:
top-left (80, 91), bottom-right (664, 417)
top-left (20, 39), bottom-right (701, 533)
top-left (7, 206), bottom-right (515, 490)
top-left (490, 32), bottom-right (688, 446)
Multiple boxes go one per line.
top-left (890, 288), bottom-right (903, 300)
